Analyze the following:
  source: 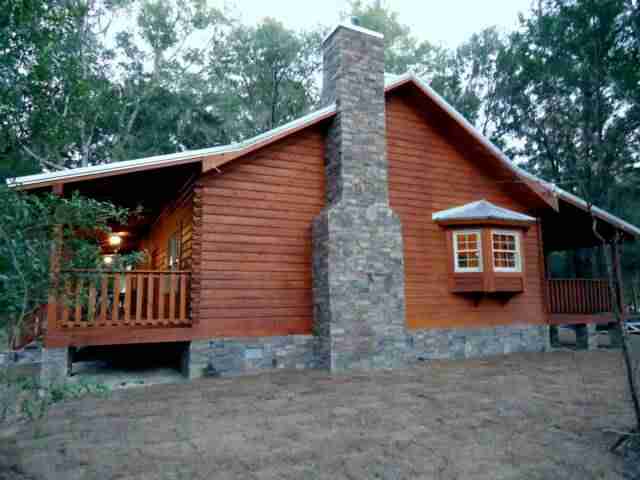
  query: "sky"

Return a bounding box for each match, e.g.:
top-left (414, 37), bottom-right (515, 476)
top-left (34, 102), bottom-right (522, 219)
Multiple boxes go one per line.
top-left (224, 0), bottom-right (535, 48)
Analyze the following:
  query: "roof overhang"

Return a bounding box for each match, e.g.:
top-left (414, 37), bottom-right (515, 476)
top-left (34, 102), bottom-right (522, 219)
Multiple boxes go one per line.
top-left (434, 199), bottom-right (536, 221)
top-left (433, 200), bottom-right (537, 229)
top-left (8, 103), bottom-right (337, 191)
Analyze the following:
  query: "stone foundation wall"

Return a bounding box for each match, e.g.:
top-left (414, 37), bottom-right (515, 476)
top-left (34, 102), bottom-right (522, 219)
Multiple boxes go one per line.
top-left (408, 325), bottom-right (550, 361)
top-left (185, 325), bottom-right (550, 378)
top-left (186, 335), bottom-right (318, 379)
top-left (40, 347), bottom-right (69, 386)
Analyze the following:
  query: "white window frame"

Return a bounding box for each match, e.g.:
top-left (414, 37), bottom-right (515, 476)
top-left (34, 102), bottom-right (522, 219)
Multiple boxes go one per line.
top-left (452, 230), bottom-right (483, 273)
top-left (491, 229), bottom-right (522, 273)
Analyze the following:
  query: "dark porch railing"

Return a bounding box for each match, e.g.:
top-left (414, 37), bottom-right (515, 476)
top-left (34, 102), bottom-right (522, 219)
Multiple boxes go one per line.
top-left (56, 270), bottom-right (191, 328)
top-left (547, 278), bottom-right (612, 315)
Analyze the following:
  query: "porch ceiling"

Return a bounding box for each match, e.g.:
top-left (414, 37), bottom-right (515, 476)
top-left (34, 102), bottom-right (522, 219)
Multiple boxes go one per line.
top-left (56, 162), bottom-right (200, 244)
top-left (539, 199), bottom-right (631, 252)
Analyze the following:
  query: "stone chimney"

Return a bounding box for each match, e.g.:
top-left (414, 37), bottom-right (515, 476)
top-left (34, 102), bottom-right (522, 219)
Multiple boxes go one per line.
top-left (312, 23), bottom-right (408, 370)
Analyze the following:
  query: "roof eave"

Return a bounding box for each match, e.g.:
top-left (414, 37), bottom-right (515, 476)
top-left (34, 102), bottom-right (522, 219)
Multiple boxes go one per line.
top-left (389, 75), bottom-right (640, 239)
top-left (433, 217), bottom-right (536, 228)
top-left (9, 103), bottom-right (337, 191)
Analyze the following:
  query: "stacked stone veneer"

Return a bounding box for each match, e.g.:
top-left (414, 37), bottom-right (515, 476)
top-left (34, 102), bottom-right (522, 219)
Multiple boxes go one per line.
top-left (184, 325), bottom-right (550, 377)
top-left (409, 325), bottom-right (550, 361)
top-left (40, 347), bottom-right (69, 386)
top-left (312, 25), bottom-right (409, 371)
top-left (186, 336), bottom-right (318, 379)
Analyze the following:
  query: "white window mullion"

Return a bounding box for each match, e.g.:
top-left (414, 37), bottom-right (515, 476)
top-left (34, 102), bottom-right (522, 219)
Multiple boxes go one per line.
top-left (453, 230), bottom-right (483, 273)
top-left (492, 230), bottom-right (521, 272)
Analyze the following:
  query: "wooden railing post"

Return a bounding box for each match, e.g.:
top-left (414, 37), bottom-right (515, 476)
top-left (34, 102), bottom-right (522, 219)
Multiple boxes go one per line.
top-left (55, 270), bottom-right (191, 329)
top-left (546, 278), bottom-right (618, 316)
top-left (45, 183), bottom-right (63, 344)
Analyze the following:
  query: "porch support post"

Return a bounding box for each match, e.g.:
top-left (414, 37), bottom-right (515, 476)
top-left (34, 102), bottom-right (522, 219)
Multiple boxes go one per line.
top-left (182, 340), bottom-right (211, 380)
top-left (41, 183), bottom-right (67, 386)
top-left (549, 325), bottom-right (560, 348)
top-left (609, 323), bottom-right (624, 348)
top-left (610, 241), bottom-right (626, 348)
top-left (41, 347), bottom-right (71, 386)
top-left (575, 323), bottom-right (598, 350)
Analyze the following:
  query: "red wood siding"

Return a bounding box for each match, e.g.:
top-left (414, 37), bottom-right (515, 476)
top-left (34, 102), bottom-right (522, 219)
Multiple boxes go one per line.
top-left (140, 194), bottom-right (193, 270)
top-left (191, 126), bottom-right (325, 337)
top-left (386, 92), bottom-right (547, 329)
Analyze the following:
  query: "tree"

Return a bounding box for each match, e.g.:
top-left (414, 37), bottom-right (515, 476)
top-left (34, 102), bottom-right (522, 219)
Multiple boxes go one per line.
top-left (0, 185), bottom-right (142, 349)
top-left (206, 18), bottom-right (323, 140)
top-left (345, 0), bottom-right (449, 76)
top-left (344, 0), bottom-right (500, 127)
top-left (490, 0), bottom-right (640, 280)
top-left (452, 28), bottom-right (507, 140)
top-left (0, 0), bottom-right (230, 175)
top-left (108, 0), bottom-right (231, 160)
top-left (493, 0), bottom-right (640, 210)
top-left (0, 1), bottom-right (127, 173)
top-left (490, 0), bottom-right (640, 449)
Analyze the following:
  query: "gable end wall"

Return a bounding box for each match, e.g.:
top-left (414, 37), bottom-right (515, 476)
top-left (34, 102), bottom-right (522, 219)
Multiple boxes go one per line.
top-left (386, 92), bottom-right (547, 330)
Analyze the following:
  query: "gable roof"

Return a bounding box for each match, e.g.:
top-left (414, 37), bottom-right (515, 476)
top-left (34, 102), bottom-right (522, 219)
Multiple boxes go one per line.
top-left (432, 200), bottom-right (537, 223)
top-left (8, 72), bottom-right (640, 238)
top-left (385, 73), bottom-right (640, 238)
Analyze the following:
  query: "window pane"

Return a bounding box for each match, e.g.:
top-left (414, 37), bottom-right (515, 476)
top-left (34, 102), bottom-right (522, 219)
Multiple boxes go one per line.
top-left (455, 231), bottom-right (480, 270)
top-left (492, 231), bottom-right (519, 270)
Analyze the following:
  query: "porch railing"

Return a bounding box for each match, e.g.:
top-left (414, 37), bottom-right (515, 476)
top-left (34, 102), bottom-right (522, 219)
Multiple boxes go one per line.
top-left (56, 270), bottom-right (191, 328)
top-left (547, 278), bottom-right (612, 315)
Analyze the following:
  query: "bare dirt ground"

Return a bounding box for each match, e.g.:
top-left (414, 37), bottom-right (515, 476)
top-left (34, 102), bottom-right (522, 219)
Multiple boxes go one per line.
top-left (1, 347), bottom-right (639, 480)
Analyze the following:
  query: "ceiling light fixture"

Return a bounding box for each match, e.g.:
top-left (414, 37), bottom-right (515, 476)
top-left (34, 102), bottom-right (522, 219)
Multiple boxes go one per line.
top-left (108, 234), bottom-right (122, 247)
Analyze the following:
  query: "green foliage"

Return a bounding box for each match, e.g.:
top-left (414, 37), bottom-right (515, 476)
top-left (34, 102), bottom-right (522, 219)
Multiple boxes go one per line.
top-left (0, 0), bottom-right (122, 173)
top-left (0, 185), bottom-right (143, 348)
top-left (207, 17), bottom-right (323, 140)
top-left (0, 370), bottom-right (110, 424)
top-left (345, 1), bottom-right (504, 125)
top-left (451, 28), bottom-right (507, 139)
top-left (0, 1), bottom-right (323, 174)
top-left (346, 0), bottom-right (447, 76)
top-left (108, 0), bottom-right (231, 160)
top-left (491, 0), bottom-right (640, 275)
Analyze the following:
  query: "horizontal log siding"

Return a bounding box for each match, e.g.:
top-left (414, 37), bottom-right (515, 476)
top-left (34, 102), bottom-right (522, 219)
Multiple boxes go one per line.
top-left (140, 193), bottom-right (194, 270)
top-left (193, 126), bottom-right (325, 337)
top-left (387, 93), bottom-right (546, 329)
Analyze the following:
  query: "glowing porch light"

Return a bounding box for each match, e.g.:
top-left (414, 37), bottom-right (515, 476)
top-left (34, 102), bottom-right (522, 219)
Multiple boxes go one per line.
top-left (108, 234), bottom-right (122, 247)
top-left (103, 255), bottom-right (114, 266)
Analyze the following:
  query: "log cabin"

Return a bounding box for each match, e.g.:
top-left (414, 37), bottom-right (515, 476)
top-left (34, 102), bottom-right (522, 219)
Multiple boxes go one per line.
top-left (10, 23), bottom-right (640, 382)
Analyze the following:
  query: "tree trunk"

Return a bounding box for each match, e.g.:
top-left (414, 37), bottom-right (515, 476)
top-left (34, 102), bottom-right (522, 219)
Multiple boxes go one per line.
top-left (610, 241), bottom-right (640, 434)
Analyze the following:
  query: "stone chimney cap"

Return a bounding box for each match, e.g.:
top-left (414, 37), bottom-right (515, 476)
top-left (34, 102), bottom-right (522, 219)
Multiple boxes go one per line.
top-left (322, 22), bottom-right (384, 45)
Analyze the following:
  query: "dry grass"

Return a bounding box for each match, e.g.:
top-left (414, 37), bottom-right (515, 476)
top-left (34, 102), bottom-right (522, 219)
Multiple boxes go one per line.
top-left (1, 347), bottom-right (639, 480)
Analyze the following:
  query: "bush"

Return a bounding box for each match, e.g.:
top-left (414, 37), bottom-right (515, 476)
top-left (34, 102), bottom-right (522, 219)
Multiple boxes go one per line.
top-left (0, 367), bottom-right (110, 424)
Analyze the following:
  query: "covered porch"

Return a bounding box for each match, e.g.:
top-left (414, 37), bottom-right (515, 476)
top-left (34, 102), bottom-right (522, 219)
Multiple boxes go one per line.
top-left (538, 194), bottom-right (636, 348)
top-left (38, 160), bottom-right (200, 348)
